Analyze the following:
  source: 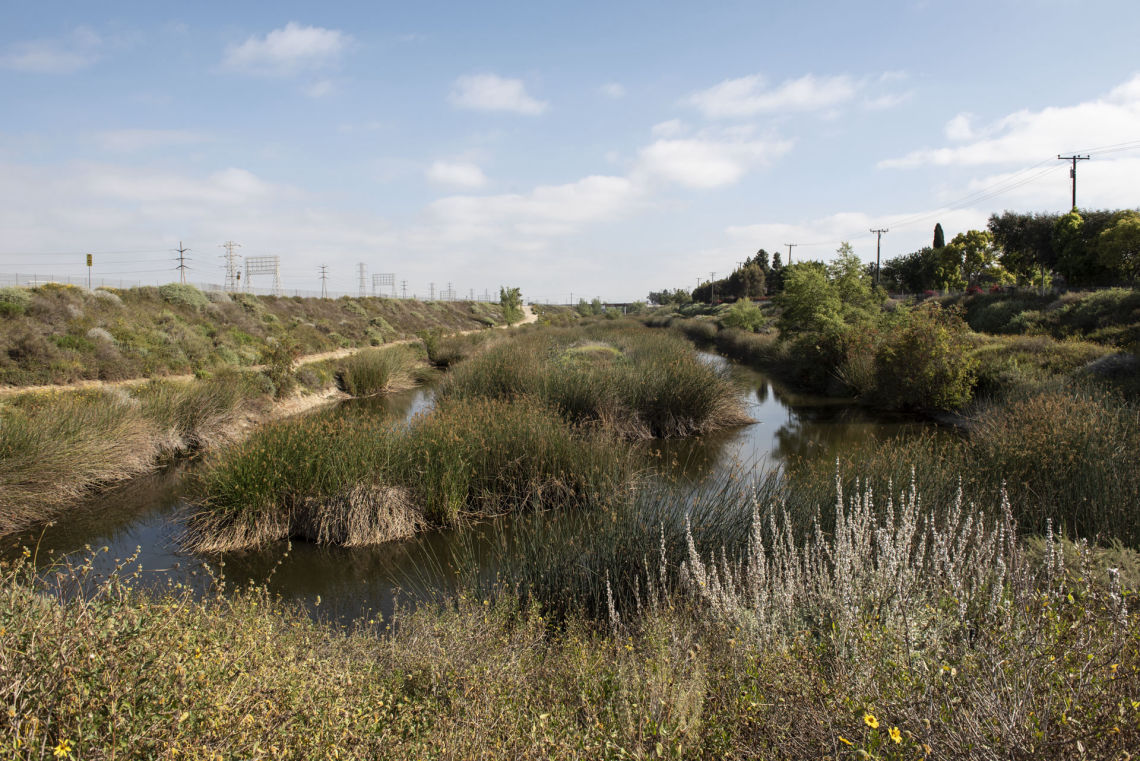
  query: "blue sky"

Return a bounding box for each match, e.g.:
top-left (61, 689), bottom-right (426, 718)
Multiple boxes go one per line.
top-left (2, 0), bottom-right (1139, 301)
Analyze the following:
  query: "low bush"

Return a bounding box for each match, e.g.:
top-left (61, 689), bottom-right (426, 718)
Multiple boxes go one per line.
top-left (717, 298), bottom-right (767, 332)
top-left (0, 287), bottom-right (31, 317)
top-left (157, 283), bottom-right (210, 310)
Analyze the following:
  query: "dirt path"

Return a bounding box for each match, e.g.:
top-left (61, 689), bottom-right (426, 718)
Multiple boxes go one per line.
top-left (0, 304), bottom-right (538, 399)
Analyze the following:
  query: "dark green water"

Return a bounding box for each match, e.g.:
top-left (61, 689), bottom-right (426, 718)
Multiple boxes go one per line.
top-left (2, 355), bottom-right (933, 623)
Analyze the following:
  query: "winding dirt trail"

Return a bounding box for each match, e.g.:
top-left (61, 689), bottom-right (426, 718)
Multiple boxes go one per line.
top-left (0, 304), bottom-right (537, 399)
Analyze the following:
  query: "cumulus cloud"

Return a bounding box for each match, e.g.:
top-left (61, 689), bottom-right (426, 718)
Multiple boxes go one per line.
top-left (426, 160), bottom-right (487, 188)
top-left (687, 73), bottom-right (859, 118)
top-left (0, 27), bottom-right (102, 73)
top-left (881, 73), bottom-right (1140, 168)
top-left (223, 22), bottom-right (350, 75)
top-left (599, 82), bottom-right (626, 99)
top-left (636, 128), bottom-right (793, 189)
top-left (449, 74), bottom-right (548, 115)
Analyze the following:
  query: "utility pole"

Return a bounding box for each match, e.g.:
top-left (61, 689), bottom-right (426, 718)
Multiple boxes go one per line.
top-left (220, 241), bottom-right (241, 291)
top-left (869, 229), bottom-right (888, 287)
top-left (570, 291), bottom-right (573, 306)
top-left (447, 281), bottom-right (453, 301)
top-left (709, 271), bottom-right (716, 303)
top-left (175, 242), bottom-right (190, 284)
top-left (357, 263), bottom-right (366, 298)
top-left (784, 243), bottom-right (797, 265)
top-left (319, 264), bottom-right (328, 298)
top-left (1057, 154), bottom-right (1090, 210)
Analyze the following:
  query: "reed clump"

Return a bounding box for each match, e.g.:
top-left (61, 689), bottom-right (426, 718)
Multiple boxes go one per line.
top-left (334, 345), bottom-right (419, 397)
top-left (185, 396), bottom-right (639, 551)
top-left (440, 323), bottom-right (751, 438)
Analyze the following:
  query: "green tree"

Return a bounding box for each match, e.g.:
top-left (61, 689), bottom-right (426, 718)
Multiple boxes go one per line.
top-left (499, 286), bottom-right (523, 325)
top-left (720, 297), bottom-right (766, 332)
top-left (590, 297), bottom-right (604, 315)
top-left (1098, 210), bottom-right (1140, 283)
top-left (827, 241), bottom-right (876, 314)
top-left (948, 230), bottom-right (996, 287)
top-left (988, 211), bottom-right (1058, 285)
top-left (776, 264), bottom-right (842, 335)
top-left (933, 223), bottom-right (945, 249)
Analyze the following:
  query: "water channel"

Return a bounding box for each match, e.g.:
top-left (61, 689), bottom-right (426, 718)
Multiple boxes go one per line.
top-left (2, 355), bottom-right (934, 623)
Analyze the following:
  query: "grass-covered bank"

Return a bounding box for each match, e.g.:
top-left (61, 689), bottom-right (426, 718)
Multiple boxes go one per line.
top-left (5, 475), bottom-right (1138, 759)
top-left (0, 282), bottom-right (504, 386)
top-left (0, 372), bottom-right (271, 535)
top-left (185, 396), bottom-right (639, 552)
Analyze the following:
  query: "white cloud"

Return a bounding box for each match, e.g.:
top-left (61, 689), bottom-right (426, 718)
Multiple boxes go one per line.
top-left (599, 82), bottom-right (626, 99)
top-left (0, 27), bottom-right (101, 73)
top-left (881, 73), bottom-right (1140, 168)
top-left (449, 74), bottom-right (548, 115)
top-left (636, 129), bottom-right (794, 189)
top-left (223, 23), bottom-right (350, 76)
top-left (426, 175), bottom-right (639, 242)
top-left (864, 91), bottom-right (911, 110)
top-left (426, 160), bottom-right (487, 188)
top-left (944, 113), bottom-right (975, 141)
top-left (687, 73), bottom-right (859, 118)
top-left (94, 129), bottom-right (208, 153)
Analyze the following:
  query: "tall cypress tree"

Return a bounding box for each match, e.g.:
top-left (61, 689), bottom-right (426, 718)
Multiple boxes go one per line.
top-left (933, 223), bottom-right (946, 249)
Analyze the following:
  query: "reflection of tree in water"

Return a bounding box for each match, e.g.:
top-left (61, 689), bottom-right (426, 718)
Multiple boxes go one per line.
top-left (755, 380), bottom-right (769, 404)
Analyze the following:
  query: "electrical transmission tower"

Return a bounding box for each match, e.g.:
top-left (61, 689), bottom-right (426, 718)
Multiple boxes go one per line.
top-left (870, 228), bottom-right (889, 286)
top-left (220, 241), bottom-right (242, 291)
top-left (1057, 154), bottom-right (1090, 209)
top-left (319, 265), bottom-right (328, 298)
top-left (357, 263), bottom-right (367, 298)
top-left (429, 282), bottom-right (435, 300)
top-left (372, 273), bottom-right (395, 298)
top-left (245, 256), bottom-right (281, 295)
top-left (174, 242), bottom-right (191, 284)
top-left (401, 280), bottom-right (407, 299)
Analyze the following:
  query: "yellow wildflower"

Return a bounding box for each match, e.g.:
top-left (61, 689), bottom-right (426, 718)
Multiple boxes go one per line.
top-left (888, 726), bottom-right (901, 744)
top-left (53, 739), bottom-right (73, 758)
top-left (863, 712), bottom-right (879, 729)
top-left (839, 736), bottom-right (853, 746)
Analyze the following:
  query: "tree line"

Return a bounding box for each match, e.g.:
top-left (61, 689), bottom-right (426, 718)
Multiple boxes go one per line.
top-left (649, 207), bottom-right (1140, 304)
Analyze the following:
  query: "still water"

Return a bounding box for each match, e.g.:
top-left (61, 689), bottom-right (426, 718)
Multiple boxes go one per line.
top-left (3, 355), bottom-right (931, 623)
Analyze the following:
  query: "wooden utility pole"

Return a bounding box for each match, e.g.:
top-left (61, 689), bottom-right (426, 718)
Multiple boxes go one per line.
top-left (870, 229), bottom-right (888, 286)
top-left (1057, 154), bottom-right (1090, 210)
top-left (784, 243), bottom-right (798, 265)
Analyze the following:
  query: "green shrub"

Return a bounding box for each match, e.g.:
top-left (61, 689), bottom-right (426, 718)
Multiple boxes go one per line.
top-left (157, 283), bottom-right (210, 310)
top-left (718, 298), bottom-right (766, 332)
top-left (0, 287), bottom-right (31, 317)
top-left (872, 303), bottom-right (977, 411)
top-left (260, 339), bottom-right (301, 399)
